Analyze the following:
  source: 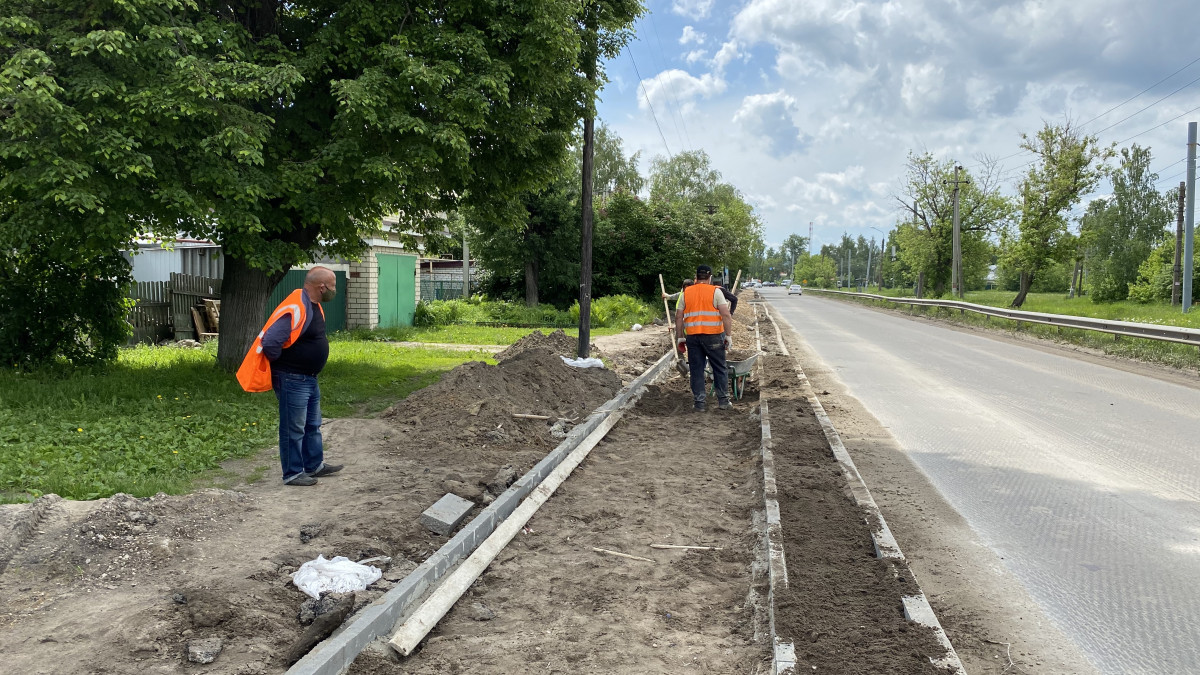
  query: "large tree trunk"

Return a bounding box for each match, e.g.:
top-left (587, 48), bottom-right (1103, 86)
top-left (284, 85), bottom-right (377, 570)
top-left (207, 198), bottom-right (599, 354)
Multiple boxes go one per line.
top-left (1011, 270), bottom-right (1034, 308)
top-left (915, 271), bottom-right (925, 299)
top-left (216, 253), bottom-right (289, 372)
top-left (524, 259), bottom-right (539, 307)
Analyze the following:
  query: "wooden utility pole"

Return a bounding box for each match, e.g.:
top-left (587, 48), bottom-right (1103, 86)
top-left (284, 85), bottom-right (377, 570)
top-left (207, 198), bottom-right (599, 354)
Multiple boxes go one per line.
top-left (1174, 182), bottom-right (1185, 306)
top-left (946, 165), bottom-right (969, 299)
top-left (1185, 122), bottom-right (1197, 313)
top-left (577, 11), bottom-right (598, 357)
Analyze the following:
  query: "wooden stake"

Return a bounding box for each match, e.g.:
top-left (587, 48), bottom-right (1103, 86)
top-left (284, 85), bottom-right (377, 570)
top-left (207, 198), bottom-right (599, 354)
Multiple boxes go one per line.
top-left (730, 270), bottom-right (742, 295)
top-left (659, 273), bottom-right (674, 329)
top-left (592, 547), bottom-right (655, 563)
top-left (512, 413), bottom-right (551, 420)
top-left (650, 544), bottom-right (723, 551)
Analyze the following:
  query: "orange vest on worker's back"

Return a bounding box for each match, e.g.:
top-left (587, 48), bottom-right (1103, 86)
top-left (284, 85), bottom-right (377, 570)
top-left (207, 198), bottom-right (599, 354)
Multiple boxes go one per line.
top-left (236, 289), bottom-right (325, 393)
top-left (682, 283), bottom-right (724, 335)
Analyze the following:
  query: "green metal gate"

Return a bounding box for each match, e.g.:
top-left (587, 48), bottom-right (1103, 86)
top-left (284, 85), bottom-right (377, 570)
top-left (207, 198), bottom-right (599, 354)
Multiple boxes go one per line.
top-left (377, 253), bottom-right (417, 327)
top-left (265, 270), bottom-right (347, 332)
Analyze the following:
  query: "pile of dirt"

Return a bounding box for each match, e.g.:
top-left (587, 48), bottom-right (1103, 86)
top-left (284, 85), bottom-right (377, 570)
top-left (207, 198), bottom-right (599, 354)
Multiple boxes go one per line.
top-left (494, 329), bottom-right (598, 362)
top-left (383, 347), bottom-right (621, 449)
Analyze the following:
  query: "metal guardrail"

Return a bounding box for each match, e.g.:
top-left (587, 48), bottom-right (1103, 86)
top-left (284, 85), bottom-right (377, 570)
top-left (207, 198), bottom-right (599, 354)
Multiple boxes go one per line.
top-left (804, 288), bottom-right (1200, 348)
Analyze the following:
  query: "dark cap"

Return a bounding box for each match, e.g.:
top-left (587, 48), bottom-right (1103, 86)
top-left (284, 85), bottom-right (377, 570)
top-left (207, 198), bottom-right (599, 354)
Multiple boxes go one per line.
top-left (696, 265), bottom-right (712, 276)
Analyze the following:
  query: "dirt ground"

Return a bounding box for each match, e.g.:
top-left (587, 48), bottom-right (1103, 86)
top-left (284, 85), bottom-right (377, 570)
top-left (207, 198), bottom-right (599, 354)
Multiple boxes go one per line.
top-left (349, 378), bottom-right (770, 675)
top-left (1, 304), bottom-right (1002, 674)
top-left (766, 299), bottom-right (1101, 675)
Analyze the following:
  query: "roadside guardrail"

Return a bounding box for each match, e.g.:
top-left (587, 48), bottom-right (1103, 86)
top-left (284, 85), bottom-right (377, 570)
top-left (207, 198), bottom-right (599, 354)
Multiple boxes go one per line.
top-left (803, 288), bottom-right (1200, 348)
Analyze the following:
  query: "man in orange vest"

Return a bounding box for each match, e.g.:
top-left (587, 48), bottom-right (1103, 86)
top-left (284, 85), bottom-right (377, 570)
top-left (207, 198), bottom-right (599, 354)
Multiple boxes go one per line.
top-left (237, 266), bottom-right (343, 486)
top-left (674, 265), bottom-right (734, 412)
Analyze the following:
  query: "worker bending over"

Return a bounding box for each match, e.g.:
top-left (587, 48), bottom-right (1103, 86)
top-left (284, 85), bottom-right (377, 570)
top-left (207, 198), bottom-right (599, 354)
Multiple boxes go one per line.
top-left (675, 265), bottom-right (733, 412)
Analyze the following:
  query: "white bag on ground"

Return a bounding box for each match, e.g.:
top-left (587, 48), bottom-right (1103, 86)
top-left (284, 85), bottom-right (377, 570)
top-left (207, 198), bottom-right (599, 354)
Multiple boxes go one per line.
top-left (292, 555), bottom-right (382, 599)
top-left (560, 356), bottom-right (605, 369)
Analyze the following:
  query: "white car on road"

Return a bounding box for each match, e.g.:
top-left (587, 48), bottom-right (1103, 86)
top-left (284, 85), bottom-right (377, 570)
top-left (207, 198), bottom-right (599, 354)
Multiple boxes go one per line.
top-left (787, 284), bottom-right (803, 296)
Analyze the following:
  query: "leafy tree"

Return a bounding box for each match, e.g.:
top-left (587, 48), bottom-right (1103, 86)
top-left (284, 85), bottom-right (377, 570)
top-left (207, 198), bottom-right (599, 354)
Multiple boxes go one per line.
top-left (646, 150), bottom-right (762, 276)
top-left (649, 150), bottom-right (722, 204)
top-left (593, 122), bottom-right (644, 202)
top-left (793, 253), bottom-right (837, 288)
top-left (1, 0), bottom-right (639, 370)
top-left (1127, 236), bottom-right (1200, 303)
top-left (894, 152), bottom-right (1011, 297)
top-left (1000, 121), bottom-right (1111, 307)
top-left (1081, 145), bottom-right (1172, 302)
top-left (781, 233), bottom-right (809, 276)
top-left (471, 169), bottom-right (581, 307)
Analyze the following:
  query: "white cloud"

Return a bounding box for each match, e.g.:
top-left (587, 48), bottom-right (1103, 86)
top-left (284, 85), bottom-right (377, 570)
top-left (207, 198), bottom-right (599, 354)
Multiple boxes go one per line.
top-left (733, 90), bottom-right (809, 157)
top-left (672, 0), bottom-right (714, 20)
top-left (601, 0), bottom-right (1200, 252)
top-left (785, 166), bottom-right (866, 206)
top-left (636, 70), bottom-right (726, 114)
top-left (712, 40), bottom-right (741, 71)
top-left (679, 26), bottom-right (706, 45)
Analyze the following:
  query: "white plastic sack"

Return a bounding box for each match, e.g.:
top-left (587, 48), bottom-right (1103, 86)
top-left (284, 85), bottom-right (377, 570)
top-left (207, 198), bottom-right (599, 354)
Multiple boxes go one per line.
top-left (291, 555), bottom-right (382, 599)
top-left (630, 323), bottom-right (643, 331)
top-left (560, 355), bottom-right (605, 369)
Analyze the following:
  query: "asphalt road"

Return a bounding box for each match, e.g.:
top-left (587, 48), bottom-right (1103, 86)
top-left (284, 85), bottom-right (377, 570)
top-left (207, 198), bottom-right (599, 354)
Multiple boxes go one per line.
top-left (764, 289), bottom-right (1200, 675)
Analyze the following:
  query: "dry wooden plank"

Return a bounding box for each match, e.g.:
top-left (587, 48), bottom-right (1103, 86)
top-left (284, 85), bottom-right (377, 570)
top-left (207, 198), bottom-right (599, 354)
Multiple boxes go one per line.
top-left (204, 298), bottom-right (221, 333)
top-left (190, 306), bottom-right (208, 335)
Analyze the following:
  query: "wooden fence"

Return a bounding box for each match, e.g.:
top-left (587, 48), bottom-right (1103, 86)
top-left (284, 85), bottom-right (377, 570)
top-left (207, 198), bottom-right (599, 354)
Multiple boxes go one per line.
top-left (125, 274), bottom-right (222, 344)
top-left (128, 281), bottom-right (172, 345)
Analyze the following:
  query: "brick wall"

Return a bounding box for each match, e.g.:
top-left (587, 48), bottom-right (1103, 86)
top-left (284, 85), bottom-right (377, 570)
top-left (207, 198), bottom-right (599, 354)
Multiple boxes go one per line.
top-left (347, 250), bottom-right (378, 330)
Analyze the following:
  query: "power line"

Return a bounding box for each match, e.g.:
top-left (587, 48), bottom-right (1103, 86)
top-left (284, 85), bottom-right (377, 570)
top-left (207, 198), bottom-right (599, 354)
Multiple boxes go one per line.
top-left (1115, 102), bottom-right (1200, 145)
top-left (1079, 55), bottom-right (1200, 128)
top-left (1091, 72), bottom-right (1200, 136)
top-left (645, 12), bottom-right (694, 153)
top-left (626, 45), bottom-right (673, 159)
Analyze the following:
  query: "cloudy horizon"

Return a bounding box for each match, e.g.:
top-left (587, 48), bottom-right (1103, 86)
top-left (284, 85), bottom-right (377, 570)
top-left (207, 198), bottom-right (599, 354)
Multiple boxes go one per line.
top-left (596, 0), bottom-right (1199, 253)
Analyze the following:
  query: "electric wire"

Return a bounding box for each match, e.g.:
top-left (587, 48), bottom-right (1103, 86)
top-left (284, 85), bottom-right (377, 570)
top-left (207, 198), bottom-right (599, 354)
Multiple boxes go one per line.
top-left (1079, 55), bottom-right (1200, 128)
top-left (645, 12), bottom-right (694, 152)
top-left (1091, 72), bottom-right (1200, 136)
top-left (626, 45), bottom-right (673, 159)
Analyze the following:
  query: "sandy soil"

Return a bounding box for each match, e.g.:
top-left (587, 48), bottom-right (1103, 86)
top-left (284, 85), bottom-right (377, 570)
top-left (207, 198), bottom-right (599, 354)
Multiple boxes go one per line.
top-left (1, 309), bottom-right (993, 674)
top-left (764, 298), bottom-right (1102, 675)
top-left (349, 379), bottom-right (770, 675)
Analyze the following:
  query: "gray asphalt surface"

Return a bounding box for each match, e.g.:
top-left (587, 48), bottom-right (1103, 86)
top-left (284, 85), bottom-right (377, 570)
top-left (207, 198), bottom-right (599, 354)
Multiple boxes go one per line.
top-left (765, 289), bottom-right (1200, 675)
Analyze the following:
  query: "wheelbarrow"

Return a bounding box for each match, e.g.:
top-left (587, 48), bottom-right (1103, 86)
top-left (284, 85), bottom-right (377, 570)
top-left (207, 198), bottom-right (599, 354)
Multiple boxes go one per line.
top-left (707, 350), bottom-right (760, 400)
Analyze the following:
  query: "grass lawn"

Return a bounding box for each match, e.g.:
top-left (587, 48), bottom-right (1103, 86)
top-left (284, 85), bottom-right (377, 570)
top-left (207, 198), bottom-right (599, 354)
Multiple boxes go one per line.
top-left (342, 324), bottom-right (628, 345)
top-left (821, 289), bottom-right (1200, 371)
top-left (840, 287), bottom-right (1200, 328)
top-left (0, 339), bottom-right (493, 503)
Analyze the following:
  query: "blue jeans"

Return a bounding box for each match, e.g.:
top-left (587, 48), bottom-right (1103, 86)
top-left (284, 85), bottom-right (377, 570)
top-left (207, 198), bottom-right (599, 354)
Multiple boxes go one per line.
top-left (272, 371), bottom-right (325, 483)
top-left (685, 334), bottom-right (728, 406)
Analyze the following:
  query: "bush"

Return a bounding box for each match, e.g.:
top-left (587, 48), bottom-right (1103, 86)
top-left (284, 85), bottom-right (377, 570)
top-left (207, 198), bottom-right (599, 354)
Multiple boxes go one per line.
top-left (0, 248), bottom-right (132, 369)
top-left (414, 295), bottom-right (658, 329)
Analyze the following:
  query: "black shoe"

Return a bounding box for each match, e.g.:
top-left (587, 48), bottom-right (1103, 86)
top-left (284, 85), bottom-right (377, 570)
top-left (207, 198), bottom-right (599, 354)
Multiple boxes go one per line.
top-left (286, 474), bottom-right (318, 486)
top-left (718, 400), bottom-right (732, 410)
top-left (693, 403), bottom-right (706, 413)
top-left (312, 463), bottom-right (343, 478)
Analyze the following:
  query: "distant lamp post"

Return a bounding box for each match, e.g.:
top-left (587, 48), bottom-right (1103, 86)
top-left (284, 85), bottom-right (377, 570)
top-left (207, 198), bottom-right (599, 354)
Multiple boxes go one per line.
top-left (705, 204), bottom-right (717, 215)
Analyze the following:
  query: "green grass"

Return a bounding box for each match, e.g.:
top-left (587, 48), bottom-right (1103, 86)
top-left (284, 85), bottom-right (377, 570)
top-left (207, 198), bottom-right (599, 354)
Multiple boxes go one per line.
top-left (839, 287), bottom-right (1200, 328)
top-left (342, 325), bottom-right (627, 345)
top-left (0, 339), bottom-right (488, 503)
top-left (826, 289), bottom-right (1200, 372)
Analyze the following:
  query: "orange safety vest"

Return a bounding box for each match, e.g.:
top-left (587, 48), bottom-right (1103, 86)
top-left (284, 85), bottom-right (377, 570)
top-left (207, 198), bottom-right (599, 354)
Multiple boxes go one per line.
top-left (681, 283), bottom-right (724, 335)
top-left (235, 289), bottom-right (325, 393)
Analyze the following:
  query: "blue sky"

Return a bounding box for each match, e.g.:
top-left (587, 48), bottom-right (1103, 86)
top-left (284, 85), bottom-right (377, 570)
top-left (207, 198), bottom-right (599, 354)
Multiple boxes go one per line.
top-left (595, 0), bottom-right (1200, 254)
